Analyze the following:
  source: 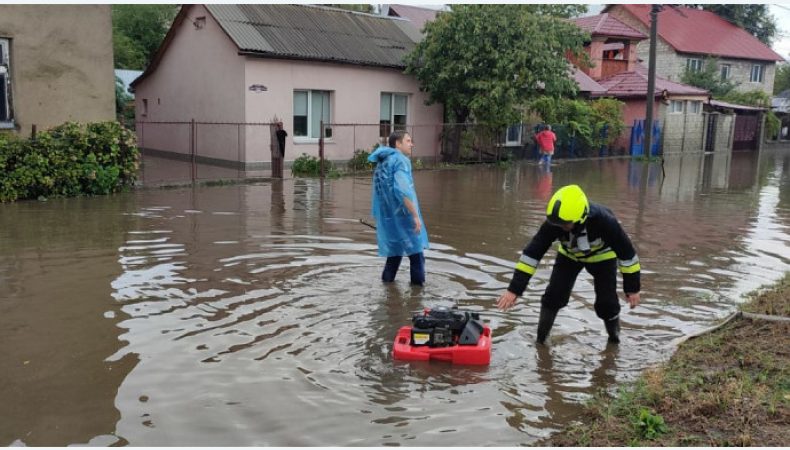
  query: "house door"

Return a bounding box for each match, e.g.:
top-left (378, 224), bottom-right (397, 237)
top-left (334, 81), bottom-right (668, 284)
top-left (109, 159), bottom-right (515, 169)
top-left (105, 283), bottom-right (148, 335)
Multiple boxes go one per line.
top-left (704, 114), bottom-right (717, 152)
top-left (732, 114), bottom-right (759, 151)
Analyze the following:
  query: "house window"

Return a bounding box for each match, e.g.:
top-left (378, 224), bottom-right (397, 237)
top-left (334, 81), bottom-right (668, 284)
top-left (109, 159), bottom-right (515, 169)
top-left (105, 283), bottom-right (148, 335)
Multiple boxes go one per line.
top-left (688, 100), bottom-right (702, 114)
top-left (505, 123), bottom-right (522, 146)
top-left (669, 100), bottom-right (684, 113)
top-left (294, 90), bottom-right (331, 139)
top-left (0, 38), bottom-right (12, 124)
top-left (380, 93), bottom-right (408, 139)
top-left (142, 98), bottom-right (148, 117)
top-left (686, 58), bottom-right (703, 72)
top-left (750, 64), bottom-right (764, 83)
top-left (720, 64), bottom-right (731, 81)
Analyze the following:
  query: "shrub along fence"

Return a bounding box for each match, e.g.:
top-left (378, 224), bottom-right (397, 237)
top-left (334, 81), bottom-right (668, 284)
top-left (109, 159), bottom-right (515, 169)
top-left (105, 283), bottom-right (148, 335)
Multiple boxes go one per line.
top-left (0, 121), bottom-right (139, 202)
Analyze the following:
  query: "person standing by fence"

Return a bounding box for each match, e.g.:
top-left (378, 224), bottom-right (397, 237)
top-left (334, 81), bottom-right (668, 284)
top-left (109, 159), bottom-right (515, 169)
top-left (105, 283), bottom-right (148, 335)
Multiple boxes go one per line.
top-left (367, 131), bottom-right (429, 286)
top-left (271, 121), bottom-right (288, 178)
top-left (535, 125), bottom-right (557, 166)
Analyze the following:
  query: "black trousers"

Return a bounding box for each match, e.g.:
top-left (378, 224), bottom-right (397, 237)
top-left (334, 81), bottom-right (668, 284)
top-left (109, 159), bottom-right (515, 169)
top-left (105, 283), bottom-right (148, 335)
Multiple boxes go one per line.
top-left (541, 253), bottom-right (620, 321)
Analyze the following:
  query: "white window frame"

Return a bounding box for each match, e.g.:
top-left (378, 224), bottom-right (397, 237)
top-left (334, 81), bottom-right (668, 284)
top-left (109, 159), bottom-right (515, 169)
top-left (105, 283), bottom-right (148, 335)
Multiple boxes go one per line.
top-left (669, 100), bottom-right (684, 114)
top-left (379, 92), bottom-right (408, 139)
top-left (686, 58), bottom-right (703, 73)
top-left (720, 64), bottom-right (731, 81)
top-left (293, 89), bottom-right (332, 141)
top-left (688, 100), bottom-right (702, 114)
top-left (750, 64), bottom-right (764, 83)
top-left (0, 38), bottom-right (13, 127)
top-left (504, 123), bottom-right (522, 146)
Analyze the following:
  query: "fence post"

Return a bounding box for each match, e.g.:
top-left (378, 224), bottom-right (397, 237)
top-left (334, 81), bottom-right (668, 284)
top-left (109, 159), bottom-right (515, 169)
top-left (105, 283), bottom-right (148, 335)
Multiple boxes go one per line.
top-left (319, 120), bottom-right (325, 179)
top-left (191, 118), bottom-right (196, 182)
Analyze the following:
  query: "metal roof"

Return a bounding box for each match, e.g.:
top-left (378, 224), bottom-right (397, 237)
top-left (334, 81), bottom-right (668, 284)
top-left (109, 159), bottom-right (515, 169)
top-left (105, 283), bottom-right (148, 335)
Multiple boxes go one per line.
top-left (205, 4), bottom-right (421, 68)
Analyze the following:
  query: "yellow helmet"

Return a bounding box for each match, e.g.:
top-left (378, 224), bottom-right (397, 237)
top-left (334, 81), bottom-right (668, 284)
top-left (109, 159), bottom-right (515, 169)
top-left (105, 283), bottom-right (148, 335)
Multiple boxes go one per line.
top-left (546, 185), bottom-right (589, 225)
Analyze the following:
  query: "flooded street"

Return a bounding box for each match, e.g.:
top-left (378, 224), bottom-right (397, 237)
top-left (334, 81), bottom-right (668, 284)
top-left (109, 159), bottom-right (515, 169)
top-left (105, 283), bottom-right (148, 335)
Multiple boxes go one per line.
top-left (1, 149), bottom-right (789, 446)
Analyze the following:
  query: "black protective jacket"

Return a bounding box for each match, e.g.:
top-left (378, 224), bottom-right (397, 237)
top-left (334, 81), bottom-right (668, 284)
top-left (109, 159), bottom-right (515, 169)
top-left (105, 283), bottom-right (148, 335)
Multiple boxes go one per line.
top-left (508, 203), bottom-right (641, 296)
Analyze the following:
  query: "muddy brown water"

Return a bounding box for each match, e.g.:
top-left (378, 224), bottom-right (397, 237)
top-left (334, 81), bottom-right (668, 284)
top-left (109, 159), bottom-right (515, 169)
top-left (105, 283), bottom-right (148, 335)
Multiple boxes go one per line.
top-left (1, 150), bottom-right (789, 446)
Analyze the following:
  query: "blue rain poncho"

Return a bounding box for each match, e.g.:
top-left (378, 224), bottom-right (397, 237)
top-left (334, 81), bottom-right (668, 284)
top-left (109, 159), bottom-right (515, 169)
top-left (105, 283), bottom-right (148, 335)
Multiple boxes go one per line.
top-left (368, 146), bottom-right (429, 257)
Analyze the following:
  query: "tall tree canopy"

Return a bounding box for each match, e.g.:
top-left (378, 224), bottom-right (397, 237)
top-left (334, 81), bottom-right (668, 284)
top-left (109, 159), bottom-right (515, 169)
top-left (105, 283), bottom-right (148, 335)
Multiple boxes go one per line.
top-left (112, 5), bottom-right (179, 70)
top-left (684, 4), bottom-right (777, 46)
top-left (775, 63), bottom-right (790, 95)
top-left (404, 4), bottom-right (589, 129)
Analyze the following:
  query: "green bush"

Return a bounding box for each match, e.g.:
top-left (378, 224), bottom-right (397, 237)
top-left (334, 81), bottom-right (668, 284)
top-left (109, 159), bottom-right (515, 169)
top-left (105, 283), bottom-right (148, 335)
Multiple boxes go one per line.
top-left (290, 153), bottom-right (335, 177)
top-left (0, 121), bottom-right (139, 202)
top-left (528, 96), bottom-right (625, 154)
top-left (347, 148), bottom-right (375, 171)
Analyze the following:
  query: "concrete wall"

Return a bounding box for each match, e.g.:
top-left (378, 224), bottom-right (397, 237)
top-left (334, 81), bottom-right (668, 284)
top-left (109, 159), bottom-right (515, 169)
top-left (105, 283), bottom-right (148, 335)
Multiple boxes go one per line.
top-left (0, 5), bottom-right (115, 137)
top-left (662, 100), bottom-right (706, 153)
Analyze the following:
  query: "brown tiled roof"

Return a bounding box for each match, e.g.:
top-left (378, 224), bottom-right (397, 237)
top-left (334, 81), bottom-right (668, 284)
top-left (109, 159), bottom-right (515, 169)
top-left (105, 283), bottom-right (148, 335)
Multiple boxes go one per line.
top-left (572, 67), bottom-right (607, 94)
top-left (594, 65), bottom-right (709, 98)
top-left (611, 5), bottom-right (784, 62)
top-left (387, 4), bottom-right (441, 32)
top-left (207, 4), bottom-right (422, 68)
top-left (571, 13), bottom-right (646, 40)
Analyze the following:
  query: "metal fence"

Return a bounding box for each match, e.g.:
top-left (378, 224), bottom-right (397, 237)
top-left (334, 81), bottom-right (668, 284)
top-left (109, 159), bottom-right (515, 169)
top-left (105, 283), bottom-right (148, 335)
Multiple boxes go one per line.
top-left (134, 119), bottom-right (631, 183)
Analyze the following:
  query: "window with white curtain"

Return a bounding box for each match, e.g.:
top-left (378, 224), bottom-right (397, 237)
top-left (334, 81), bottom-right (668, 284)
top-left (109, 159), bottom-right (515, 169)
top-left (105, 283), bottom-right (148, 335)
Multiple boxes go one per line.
top-left (669, 100), bottom-right (684, 113)
top-left (293, 90), bottom-right (331, 139)
top-left (380, 93), bottom-right (408, 138)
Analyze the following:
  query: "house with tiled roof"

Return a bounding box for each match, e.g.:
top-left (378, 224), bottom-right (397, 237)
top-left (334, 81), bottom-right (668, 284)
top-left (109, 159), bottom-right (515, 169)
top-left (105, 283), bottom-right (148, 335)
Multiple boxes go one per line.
top-left (604, 5), bottom-right (784, 95)
top-left (131, 4), bottom-right (442, 170)
top-left (384, 4), bottom-right (444, 32)
top-left (571, 13), bottom-right (716, 153)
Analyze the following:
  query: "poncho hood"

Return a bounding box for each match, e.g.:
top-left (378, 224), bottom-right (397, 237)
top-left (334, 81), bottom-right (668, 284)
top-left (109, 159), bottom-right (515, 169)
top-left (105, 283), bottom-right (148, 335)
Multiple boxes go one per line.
top-left (368, 146), bottom-right (399, 163)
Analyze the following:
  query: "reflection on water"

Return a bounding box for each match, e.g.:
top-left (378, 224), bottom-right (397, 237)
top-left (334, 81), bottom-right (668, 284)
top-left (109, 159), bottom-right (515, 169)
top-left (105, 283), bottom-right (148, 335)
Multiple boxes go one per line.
top-left (1, 149), bottom-right (789, 445)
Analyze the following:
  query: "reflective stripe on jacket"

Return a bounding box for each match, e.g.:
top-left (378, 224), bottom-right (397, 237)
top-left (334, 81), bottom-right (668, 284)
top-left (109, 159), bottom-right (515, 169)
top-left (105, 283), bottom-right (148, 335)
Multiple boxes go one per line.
top-left (508, 203), bottom-right (640, 295)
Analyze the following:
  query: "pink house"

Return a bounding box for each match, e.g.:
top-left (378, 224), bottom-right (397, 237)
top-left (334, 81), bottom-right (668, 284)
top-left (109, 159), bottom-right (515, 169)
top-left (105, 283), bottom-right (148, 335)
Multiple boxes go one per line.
top-left (131, 4), bottom-right (443, 170)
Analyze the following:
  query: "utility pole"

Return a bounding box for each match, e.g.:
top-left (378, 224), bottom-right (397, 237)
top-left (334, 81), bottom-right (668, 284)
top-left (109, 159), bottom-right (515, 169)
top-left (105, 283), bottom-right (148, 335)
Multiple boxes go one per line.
top-left (644, 4), bottom-right (661, 156)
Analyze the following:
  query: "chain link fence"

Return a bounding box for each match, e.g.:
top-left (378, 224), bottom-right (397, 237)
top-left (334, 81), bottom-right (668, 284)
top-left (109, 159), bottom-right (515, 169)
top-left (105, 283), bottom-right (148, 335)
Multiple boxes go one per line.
top-left (134, 120), bottom-right (630, 184)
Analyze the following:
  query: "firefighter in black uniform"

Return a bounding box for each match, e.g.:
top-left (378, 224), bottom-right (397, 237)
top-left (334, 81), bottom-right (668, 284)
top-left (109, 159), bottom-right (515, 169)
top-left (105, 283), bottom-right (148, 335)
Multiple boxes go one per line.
top-left (497, 184), bottom-right (641, 344)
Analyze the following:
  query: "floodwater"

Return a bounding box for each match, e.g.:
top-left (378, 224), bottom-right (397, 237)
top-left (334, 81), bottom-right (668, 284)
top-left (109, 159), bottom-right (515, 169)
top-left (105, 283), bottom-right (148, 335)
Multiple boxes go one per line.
top-left (1, 149), bottom-right (789, 446)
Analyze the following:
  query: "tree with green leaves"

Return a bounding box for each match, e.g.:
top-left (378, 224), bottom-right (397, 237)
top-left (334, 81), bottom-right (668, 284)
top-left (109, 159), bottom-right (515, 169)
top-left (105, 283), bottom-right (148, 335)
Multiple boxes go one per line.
top-left (680, 56), bottom-right (738, 97)
top-left (404, 5), bottom-right (589, 161)
top-left (684, 4), bottom-right (777, 46)
top-left (112, 5), bottom-right (179, 70)
top-left (774, 63), bottom-right (790, 95)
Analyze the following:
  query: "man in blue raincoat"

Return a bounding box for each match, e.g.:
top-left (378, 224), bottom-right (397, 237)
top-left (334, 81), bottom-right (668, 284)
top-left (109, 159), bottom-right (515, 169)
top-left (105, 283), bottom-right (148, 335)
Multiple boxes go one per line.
top-left (368, 130), bottom-right (429, 285)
